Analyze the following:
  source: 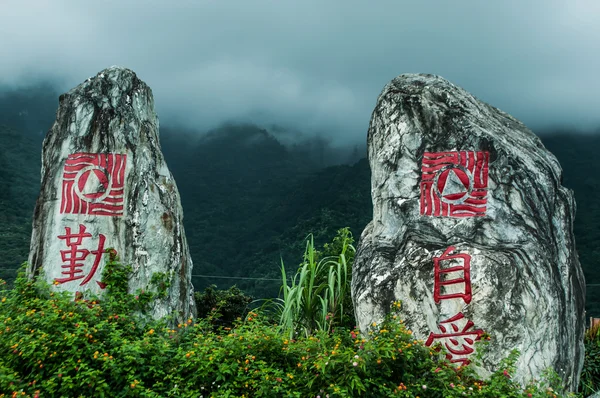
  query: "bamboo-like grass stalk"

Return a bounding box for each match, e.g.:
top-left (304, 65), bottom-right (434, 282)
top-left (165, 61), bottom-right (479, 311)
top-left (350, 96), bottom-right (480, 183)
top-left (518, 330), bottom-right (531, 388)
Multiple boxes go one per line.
top-left (275, 232), bottom-right (355, 338)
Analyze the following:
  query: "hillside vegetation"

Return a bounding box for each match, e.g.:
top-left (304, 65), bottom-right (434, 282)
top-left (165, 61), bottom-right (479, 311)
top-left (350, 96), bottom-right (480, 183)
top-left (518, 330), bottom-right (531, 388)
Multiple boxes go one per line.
top-left (0, 86), bottom-right (599, 315)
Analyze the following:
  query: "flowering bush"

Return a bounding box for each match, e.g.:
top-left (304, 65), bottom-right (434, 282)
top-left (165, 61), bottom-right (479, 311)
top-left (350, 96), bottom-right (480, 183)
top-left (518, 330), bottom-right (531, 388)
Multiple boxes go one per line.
top-left (0, 259), bottom-right (573, 397)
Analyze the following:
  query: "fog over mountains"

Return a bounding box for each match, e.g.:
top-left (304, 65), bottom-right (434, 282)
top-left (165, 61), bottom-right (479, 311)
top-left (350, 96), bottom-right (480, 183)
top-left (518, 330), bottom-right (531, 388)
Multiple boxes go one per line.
top-left (1, 1), bottom-right (599, 141)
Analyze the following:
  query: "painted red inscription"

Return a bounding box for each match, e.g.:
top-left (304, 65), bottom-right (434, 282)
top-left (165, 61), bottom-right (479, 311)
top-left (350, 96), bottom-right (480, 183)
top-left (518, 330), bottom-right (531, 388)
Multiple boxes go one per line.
top-left (55, 224), bottom-right (105, 287)
top-left (425, 312), bottom-right (484, 366)
top-left (420, 151), bottom-right (489, 217)
top-left (434, 246), bottom-right (472, 304)
top-left (60, 153), bottom-right (127, 216)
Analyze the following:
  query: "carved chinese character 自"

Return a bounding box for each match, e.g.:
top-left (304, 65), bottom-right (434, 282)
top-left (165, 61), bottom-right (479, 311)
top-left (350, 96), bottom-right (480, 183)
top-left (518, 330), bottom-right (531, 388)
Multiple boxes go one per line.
top-left (425, 312), bottom-right (484, 366)
top-left (434, 246), bottom-right (472, 304)
top-left (420, 151), bottom-right (489, 217)
top-left (60, 153), bottom-right (127, 216)
top-left (56, 224), bottom-right (105, 287)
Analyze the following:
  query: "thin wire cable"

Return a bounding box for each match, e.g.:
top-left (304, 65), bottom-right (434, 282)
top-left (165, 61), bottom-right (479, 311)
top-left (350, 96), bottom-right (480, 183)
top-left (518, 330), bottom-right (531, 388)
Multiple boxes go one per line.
top-left (191, 274), bottom-right (287, 281)
top-left (2, 268), bottom-right (600, 285)
top-left (0, 268), bottom-right (288, 281)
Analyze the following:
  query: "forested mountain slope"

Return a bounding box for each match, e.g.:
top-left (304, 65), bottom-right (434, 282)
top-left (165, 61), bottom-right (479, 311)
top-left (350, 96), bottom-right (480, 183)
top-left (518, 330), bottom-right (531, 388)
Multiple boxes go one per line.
top-left (163, 124), bottom-right (371, 298)
top-left (0, 125), bottom-right (40, 278)
top-left (0, 86), bottom-right (598, 313)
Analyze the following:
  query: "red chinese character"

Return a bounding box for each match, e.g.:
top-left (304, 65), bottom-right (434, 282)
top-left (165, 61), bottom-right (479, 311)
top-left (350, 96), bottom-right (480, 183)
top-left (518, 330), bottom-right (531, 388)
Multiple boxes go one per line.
top-left (56, 224), bottom-right (105, 287)
top-left (434, 246), bottom-right (472, 304)
top-left (61, 153), bottom-right (127, 216)
top-left (425, 312), bottom-right (484, 366)
top-left (420, 151), bottom-right (489, 217)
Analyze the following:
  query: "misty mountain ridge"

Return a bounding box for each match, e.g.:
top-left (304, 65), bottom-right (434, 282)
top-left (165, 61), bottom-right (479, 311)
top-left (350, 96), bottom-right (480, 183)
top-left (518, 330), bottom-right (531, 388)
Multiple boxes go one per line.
top-left (1, 85), bottom-right (600, 315)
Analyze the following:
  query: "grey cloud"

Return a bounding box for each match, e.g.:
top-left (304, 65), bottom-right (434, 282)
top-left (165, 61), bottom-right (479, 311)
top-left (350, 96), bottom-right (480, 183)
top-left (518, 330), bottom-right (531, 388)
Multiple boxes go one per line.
top-left (1, 0), bottom-right (598, 142)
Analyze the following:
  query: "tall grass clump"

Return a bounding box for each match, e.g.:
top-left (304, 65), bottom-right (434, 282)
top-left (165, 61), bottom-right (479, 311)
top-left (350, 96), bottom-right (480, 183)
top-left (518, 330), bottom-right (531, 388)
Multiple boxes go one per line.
top-left (274, 228), bottom-right (355, 339)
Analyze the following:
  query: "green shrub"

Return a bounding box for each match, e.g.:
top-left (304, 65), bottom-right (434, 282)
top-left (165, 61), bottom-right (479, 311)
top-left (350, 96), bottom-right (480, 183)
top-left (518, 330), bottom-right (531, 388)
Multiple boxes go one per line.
top-left (194, 285), bottom-right (253, 328)
top-left (580, 322), bottom-right (600, 395)
top-left (0, 264), bottom-right (571, 397)
top-left (0, 231), bottom-right (577, 397)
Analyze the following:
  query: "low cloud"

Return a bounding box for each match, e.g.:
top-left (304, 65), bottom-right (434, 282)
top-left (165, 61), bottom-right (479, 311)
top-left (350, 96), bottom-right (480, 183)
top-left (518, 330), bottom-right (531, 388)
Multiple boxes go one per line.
top-left (1, 0), bottom-right (598, 142)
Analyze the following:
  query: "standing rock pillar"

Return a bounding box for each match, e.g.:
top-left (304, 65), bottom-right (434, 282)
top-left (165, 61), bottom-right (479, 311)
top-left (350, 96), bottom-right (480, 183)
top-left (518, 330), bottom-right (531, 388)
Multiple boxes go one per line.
top-left (352, 73), bottom-right (585, 391)
top-left (27, 66), bottom-right (196, 323)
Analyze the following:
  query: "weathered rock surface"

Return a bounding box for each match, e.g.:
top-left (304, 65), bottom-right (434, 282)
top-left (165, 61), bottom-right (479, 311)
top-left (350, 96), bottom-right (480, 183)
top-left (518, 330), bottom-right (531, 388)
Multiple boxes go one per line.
top-left (352, 73), bottom-right (585, 391)
top-left (27, 66), bottom-right (196, 322)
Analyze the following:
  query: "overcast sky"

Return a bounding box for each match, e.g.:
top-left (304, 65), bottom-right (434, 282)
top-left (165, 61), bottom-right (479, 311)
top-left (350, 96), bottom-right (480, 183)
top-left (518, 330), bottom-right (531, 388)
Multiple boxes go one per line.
top-left (1, 0), bottom-right (598, 142)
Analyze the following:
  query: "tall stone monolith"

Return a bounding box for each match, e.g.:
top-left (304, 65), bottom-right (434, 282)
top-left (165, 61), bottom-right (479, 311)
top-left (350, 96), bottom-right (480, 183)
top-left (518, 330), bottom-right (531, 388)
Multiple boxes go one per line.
top-left (352, 73), bottom-right (585, 391)
top-left (27, 66), bottom-right (196, 323)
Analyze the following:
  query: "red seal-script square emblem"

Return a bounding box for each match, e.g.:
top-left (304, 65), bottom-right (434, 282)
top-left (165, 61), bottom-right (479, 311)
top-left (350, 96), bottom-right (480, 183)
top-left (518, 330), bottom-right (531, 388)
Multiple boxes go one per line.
top-left (60, 153), bottom-right (127, 216)
top-left (420, 151), bottom-right (489, 217)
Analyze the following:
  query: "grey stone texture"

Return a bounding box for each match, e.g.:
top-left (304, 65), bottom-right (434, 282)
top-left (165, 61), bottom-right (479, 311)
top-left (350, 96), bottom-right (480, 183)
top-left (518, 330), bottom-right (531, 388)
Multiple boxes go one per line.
top-left (352, 73), bottom-right (585, 391)
top-left (27, 66), bottom-right (196, 323)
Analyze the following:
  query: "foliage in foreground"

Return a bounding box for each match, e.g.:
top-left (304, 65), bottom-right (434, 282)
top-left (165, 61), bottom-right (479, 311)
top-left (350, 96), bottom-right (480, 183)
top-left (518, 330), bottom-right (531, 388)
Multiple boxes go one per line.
top-left (194, 284), bottom-right (253, 328)
top-left (0, 263), bottom-right (569, 397)
top-left (581, 322), bottom-right (600, 396)
top-left (268, 228), bottom-right (355, 340)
